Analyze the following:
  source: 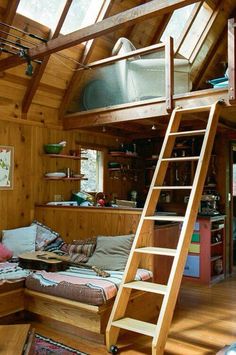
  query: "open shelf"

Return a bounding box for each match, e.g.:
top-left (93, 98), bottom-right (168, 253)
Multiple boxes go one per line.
top-left (44, 177), bottom-right (88, 181)
top-left (44, 154), bottom-right (87, 160)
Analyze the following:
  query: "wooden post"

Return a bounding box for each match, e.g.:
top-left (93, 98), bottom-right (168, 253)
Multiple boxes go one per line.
top-left (165, 36), bottom-right (174, 112)
top-left (228, 18), bottom-right (236, 104)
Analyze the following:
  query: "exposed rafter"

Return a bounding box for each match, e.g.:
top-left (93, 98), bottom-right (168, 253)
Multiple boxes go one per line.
top-left (21, 0), bottom-right (73, 116)
top-left (150, 13), bottom-right (172, 45)
top-left (3, 0), bottom-right (20, 25)
top-left (0, 0), bottom-right (200, 72)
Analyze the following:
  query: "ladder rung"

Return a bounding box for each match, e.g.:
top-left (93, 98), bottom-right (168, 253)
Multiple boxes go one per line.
top-left (174, 105), bottom-right (212, 113)
top-left (145, 215), bottom-right (185, 222)
top-left (135, 246), bottom-right (177, 256)
top-left (111, 317), bottom-right (156, 337)
top-left (162, 156), bottom-right (199, 162)
top-left (153, 186), bottom-right (192, 190)
top-left (123, 281), bottom-right (168, 295)
top-left (169, 129), bottom-right (206, 137)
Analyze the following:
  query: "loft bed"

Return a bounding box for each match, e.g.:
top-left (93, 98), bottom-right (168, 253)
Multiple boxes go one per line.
top-left (63, 18), bottom-right (236, 132)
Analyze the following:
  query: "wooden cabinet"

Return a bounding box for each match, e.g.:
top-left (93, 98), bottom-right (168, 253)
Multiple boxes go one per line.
top-left (153, 216), bottom-right (225, 286)
top-left (183, 215), bottom-right (225, 284)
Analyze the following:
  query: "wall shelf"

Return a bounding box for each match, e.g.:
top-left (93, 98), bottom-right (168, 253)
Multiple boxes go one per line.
top-left (44, 177), bottom-right (88, 181)
top-left (44, 154), bottom-right (87, 160)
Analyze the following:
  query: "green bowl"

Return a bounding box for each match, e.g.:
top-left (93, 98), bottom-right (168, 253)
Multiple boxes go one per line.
top-left (44, 144), bottom-right (63, 154)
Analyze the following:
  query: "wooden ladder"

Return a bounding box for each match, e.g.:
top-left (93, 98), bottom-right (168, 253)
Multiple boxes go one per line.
top-left (106, 101), bottom-right (223, 355)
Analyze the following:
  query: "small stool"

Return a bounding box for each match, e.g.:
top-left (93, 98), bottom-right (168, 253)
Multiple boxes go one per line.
top-left (0, 324), bottom-right (35, 354)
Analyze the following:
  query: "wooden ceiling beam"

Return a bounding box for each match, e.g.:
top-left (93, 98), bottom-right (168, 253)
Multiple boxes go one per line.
top-left (150, 13), bottom-right (172, 45)
top-left (0, 0), bottom-right (201, 72)
top-left (58, 0), bottom-right (114, 119)
top-left (21, 0), bottom-right (73, 115)
top-left (3, 0), bottom-right (20, 24)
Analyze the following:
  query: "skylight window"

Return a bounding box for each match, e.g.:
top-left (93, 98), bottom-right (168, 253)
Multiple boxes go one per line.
top-left (17, 0), bottom-right (104, 34)
top-left (61, 0), bottom-right (104, 35)
top-left (160, 4), bottom-right (195, 44)
top-left (17, 0), bottom-right (67, 31)
top-left (178, 2), bottom-right (213, 60)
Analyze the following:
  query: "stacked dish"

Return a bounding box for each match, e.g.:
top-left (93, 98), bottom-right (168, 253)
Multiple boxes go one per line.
top-left (45, 172), bottom-right (66, 179)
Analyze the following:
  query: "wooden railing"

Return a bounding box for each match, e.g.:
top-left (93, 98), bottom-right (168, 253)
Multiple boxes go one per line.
top-left (228, 18), bottom-right (236, 105)
top-left (77, 37), bottom-right (174, 112)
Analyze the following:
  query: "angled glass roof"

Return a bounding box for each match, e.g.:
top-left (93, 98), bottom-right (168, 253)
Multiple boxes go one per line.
top-left (17, 0), bottom-right (67, 31)
top-left (17, 0), bottom-right (104, 34)
top-left (160, 4), bottom-right (195, 44)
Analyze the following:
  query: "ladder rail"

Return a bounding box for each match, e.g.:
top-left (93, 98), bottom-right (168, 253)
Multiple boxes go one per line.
top-left (106, 101), bottom-right (223, 354)
top-left (106, 107), bottom-right (183, 324)
top-left (152, 101), bottom-right (222, 354)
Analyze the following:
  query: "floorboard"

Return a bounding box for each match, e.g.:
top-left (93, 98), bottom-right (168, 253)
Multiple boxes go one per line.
top-left (30, 274), bottom-right (236, 354)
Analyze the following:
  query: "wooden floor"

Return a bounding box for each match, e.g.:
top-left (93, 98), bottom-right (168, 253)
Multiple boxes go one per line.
top-left (31, 274), bottom-right (236, 355)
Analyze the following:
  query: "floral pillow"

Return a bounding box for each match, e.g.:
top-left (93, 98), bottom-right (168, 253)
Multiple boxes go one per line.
top-left (31, 220), bottom-right (59, 250)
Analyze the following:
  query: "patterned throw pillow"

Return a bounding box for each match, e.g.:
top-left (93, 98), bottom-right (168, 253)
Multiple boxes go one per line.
top-left (43, 236), bottom-right (66, 254)
top-left (68, 237), bottom-right (97, 264)
top-left (31, 220), bottom-right (59, 250)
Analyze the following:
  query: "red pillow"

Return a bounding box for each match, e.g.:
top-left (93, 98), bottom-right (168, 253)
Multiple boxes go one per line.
top-left (0, 242), bottom-right (13, 262)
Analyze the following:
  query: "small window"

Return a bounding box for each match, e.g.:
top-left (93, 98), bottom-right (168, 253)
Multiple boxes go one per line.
top-left (80, 148), bottom-right (104, 192)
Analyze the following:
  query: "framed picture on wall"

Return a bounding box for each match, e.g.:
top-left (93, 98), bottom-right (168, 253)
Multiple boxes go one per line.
top-left (0, 146), bottom-right (14, 190)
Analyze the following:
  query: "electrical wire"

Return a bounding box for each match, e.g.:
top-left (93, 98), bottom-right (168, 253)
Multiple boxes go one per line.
top-left (0, 28), bottom-right (37, 46)
top-left (0, 36), bottom-right (29, 50)
top-left (0, 22), bottom-right (90, 71)
top-left (0, 21), bottom-right (48, 42)
top-left (52, 53), bottom-right (90, 71)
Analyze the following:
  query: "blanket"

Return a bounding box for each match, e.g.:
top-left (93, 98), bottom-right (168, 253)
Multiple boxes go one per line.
top-left (0, 262), bottom-right (31, 283)
top-left (27, 267), bottom-right (152, 303)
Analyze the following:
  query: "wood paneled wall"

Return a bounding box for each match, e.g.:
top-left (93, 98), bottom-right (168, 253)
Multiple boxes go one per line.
top-left (0, 112), bottom-right (138, 232)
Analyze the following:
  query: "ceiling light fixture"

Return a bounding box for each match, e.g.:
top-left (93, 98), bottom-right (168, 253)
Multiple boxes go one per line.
top-left (151, 124), bottom-right (157, 130)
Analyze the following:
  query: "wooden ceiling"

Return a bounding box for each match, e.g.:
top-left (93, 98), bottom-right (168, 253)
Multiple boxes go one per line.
top-left (0, 0), bottom-right (235, 138)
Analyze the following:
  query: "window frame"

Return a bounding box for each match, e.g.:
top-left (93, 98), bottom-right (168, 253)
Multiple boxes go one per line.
top-left (79, 145), bottom-right (105, 193)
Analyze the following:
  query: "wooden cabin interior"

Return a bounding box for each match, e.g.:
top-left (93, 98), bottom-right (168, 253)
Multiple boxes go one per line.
top-left (1, 0), bottom-right (236, 354)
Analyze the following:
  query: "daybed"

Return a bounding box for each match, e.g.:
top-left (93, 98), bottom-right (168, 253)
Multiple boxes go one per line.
top-left (0, 221), bottom-right (159, 343)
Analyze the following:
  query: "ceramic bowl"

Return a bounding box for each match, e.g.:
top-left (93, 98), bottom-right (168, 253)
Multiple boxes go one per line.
top-left (44, 144), bottom-right (63, 154)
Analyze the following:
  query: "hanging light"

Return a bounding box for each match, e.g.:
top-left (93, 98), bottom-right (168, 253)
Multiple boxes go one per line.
top-left (151, 124), bottom-right (157, 130)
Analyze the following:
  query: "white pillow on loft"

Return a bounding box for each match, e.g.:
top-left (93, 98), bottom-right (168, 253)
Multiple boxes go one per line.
top-left (2, 225), bottom-right (37, 257)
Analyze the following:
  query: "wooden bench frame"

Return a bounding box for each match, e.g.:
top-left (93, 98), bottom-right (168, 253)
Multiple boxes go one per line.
top-left (0, 283), bottom-right (160, 343)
